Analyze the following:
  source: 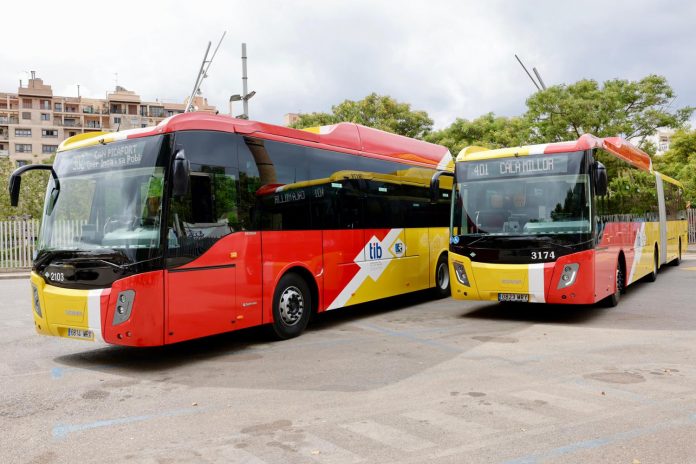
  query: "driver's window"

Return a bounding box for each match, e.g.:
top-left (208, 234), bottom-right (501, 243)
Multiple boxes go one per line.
top-left (167, 131), bottom-right (239, 267)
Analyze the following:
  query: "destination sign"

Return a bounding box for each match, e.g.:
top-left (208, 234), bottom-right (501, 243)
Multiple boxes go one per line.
top-left (58, 139), bottom-right (150, 175)
top-left (464, 155), bottom-right (569, 180)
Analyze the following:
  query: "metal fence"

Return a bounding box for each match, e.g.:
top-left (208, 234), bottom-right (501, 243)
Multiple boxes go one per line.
top-left (689, 208), bottom-right (696, 245)
top-left (0, 220), bottom-right (39, 270)
top-left (0, 219), bottom-right (86, 270)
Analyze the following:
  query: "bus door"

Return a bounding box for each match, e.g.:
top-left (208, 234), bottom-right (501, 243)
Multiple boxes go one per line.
top-left (164, 131), bottom-right (262, 344)
top-left (362, 179), bottom-right (423, 298)
top-left (321, 178), bottom-right (367, 310)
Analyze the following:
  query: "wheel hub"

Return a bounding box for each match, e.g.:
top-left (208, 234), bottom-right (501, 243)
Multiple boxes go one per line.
top-left (437, 263), bottom-right (449, 289)
top-left (279, 286), bottom-right (304, 326)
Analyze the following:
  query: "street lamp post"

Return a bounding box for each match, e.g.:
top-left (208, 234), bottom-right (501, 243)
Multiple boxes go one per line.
top-left (229, 43), bottom-right (255, 119)
top-left (229, 94), bottom-right (241, 116)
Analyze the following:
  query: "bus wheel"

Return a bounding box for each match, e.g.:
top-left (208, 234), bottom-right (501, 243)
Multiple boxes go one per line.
top-left (645, 246), bottom-right (658, 282)
top-left (271, 273), bottom-right (311, 340)
top-left (434, 255), bottom-right (451, 298)
top-left (604, 260), bottom-right (625, 308)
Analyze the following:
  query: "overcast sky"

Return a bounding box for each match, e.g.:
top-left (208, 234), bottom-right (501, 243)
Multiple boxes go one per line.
top-left (2, 0), bottom-right (695, 129)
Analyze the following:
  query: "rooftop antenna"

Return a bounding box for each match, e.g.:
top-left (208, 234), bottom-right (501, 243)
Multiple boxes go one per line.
top-left (532, 67), bottom-right (547, 90)
top-left (515, 54), bottom-right (541, 91)
top-left (186, 31), bottom-right (227, 112)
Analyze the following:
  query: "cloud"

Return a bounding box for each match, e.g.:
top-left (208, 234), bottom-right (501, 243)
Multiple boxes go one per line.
top-left (1, 0), bottom-right (695, 130)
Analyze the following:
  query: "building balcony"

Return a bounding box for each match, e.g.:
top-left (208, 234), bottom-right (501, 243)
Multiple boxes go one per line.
top-left (0, 117), bottom-right (19, 124)
top-left (61, 120), bottom-right (81, 127)
top-left (0, 149), bottom-right (9, 157)
top-left (85, 123), bottom-right (101, 129)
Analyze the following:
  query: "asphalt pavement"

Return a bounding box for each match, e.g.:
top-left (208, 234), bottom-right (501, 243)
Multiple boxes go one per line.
top-left (2, 255), bottom-right (696, 463)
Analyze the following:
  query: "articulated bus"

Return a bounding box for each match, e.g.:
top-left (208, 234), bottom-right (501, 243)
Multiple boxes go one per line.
top-left (9, 112), bottom-right (455, 345)
top-left (447, 134), bottom-right (688, 307)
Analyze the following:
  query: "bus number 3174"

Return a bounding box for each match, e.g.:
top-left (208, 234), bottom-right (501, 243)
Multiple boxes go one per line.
top-left (530, 251), bottom-right (555, 260)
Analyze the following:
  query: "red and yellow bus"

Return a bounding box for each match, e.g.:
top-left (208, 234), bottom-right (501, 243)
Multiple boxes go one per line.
top-left (9, 112), bottom-right (454, 345)
top-left (448, 134), bottom-right (688, 307)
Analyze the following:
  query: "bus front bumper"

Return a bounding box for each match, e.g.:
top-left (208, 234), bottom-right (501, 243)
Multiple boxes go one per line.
top-left (448, 250), bottom-right (596, 304)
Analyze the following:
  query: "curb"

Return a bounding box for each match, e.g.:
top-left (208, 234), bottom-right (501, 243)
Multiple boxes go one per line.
top-left (0, 273), bottom-right (30, 280)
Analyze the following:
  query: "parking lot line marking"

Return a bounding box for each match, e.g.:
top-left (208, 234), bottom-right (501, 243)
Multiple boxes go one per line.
top-left (52, 406), bottom-right (206, 439)
top-left (468, 400), bottom-right (551, 426)
top-left (402, 410), bottom-right (498, 436)
top-left (341, 419), bottom-right (435, 452)
top-left (295, 433), bottom-right (364, 463)
top-left (509, 390), bottom-right (604, 413)
top-left (501, 411), bottom-right (696, 464)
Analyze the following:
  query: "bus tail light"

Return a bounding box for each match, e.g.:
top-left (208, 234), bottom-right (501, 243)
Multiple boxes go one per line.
top-left (453, 261), bottom-right (470, 286)
top-left (557, 263), bottom-right (579, 289)
top-left (31, 284), bottom-right (42, 317)
top-left (113, 290), bottom-right (135, 325)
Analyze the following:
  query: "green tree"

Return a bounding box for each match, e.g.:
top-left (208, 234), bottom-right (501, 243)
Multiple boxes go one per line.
top-left (0, 159), bottom-right (49, 220)
top-left (525, 75), bottom-right (694, 145)
top-left (426, 112), bottom-right (531, 154)
top-left (653, 129), bottom-right (696, 204)
top-left (290, 93), bottom-right (433, 139)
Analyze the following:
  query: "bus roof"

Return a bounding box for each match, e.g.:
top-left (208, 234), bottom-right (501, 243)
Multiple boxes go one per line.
top-left (58, 112), bottom-right (453, 170)
top-left (457, 134), bottom-right (652, 173)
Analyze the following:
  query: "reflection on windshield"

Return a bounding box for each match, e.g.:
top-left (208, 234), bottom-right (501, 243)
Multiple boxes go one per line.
top-left (37, 136), bottom-right (165, 263)
top-left (455, 174), bottom-right (591, 236)
top-left (39, 167), bottom-right (165, 252)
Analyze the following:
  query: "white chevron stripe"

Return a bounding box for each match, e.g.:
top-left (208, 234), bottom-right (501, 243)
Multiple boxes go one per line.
top-left (326, 229), bottom-right (403, 310)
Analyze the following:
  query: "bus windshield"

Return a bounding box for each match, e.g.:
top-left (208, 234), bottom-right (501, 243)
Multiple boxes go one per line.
top-left (453, 151), bottom-right (591, 236)
top-left (37, 135), bottom-right (166, 264)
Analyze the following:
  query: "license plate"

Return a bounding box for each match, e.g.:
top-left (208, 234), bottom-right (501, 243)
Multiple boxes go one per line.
top-left (498, 293), bottom-right (529, 302)
top-left (67, 328), bottom-right (94, 340)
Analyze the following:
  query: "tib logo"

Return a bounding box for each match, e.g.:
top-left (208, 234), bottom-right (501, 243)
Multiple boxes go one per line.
top-left (368, 242), bottom-right (383, 259)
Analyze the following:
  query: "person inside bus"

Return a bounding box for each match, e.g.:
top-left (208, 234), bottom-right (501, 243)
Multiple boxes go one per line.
top-left (476, 191), bottom-right (508, 233)
top-left (503, 189), bottom-right (533, 232)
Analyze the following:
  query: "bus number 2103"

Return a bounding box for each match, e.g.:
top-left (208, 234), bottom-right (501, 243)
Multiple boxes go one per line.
top-left (530, 251), bottom-right (555, 260)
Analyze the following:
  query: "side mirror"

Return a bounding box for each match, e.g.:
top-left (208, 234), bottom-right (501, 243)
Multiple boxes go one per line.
top-left (8, 164), bottom-right (59, 207)
top-left (9, 175), bottom-right (21, 207)
top-left (594, 161), bottom-right (608, 197)
top-left (430, 170), bottom-right (454, 203)
top-left (172, 150), bottom-right (190, 197)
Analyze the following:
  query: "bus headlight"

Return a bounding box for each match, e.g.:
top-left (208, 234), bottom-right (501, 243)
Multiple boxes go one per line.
top-left (31, 284), bottom-right (42, 317)
top-left (557, 263), bottom-right (579, 289)
top-left (453, 261), bottom-right (470, 286)
top-left (112, 290), bottom-right (135, 325)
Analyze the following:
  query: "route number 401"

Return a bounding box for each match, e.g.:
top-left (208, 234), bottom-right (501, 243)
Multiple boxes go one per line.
top-left (530, 250), bottom-right (555, 260)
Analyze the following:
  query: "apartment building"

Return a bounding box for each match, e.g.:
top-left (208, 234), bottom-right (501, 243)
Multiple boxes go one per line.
top-left (0, 73), bottom-right (216, 166)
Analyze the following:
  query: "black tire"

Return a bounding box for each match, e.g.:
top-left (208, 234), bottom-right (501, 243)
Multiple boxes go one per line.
top-left (673, 239), bottom-right (682, 266)
top-left (603, 259), bottom-right (625, 308)
top-left (645, 246), bottom-right (658, 282)
top-left (434, 254), bottom-right (451, 298)
top-left (271, 273), bottom-right (311, 340)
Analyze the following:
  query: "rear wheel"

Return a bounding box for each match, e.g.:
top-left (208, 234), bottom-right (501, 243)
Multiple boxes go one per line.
top-left (645, 246), bottom-right (658, 282)
top-left (604, 260), bottom-right (625, 308)
top-left (271, 273), bottom-right (311, 340)
top-left (434, 255), bottom-right (451, 298)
